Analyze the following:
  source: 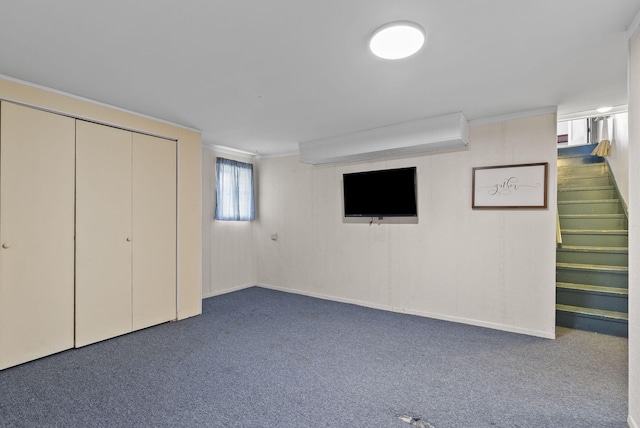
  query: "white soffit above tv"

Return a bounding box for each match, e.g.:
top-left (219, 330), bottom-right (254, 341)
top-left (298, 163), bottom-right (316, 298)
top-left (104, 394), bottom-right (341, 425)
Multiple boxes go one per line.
top-left (298, 112), bottom-right (469, 165)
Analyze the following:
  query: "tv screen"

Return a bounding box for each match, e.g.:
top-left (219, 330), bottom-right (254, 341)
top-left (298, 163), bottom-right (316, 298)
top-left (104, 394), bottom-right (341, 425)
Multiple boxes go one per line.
top-left (343, 167), bottom-right (417, 218)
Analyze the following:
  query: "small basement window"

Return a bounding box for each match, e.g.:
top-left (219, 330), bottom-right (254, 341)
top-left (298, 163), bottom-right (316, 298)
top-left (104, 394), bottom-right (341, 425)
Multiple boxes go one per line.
top-left (214, 157), bottom-right (255, 221)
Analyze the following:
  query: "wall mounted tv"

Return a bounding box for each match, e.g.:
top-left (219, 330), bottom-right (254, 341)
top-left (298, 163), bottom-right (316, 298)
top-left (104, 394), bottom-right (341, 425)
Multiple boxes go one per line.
top-left (343, 167), bottom-right (418, 218)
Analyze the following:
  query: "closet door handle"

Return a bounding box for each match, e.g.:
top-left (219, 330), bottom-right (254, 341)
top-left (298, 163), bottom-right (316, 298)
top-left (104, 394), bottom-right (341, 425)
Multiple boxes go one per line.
top-left (2, 243), bottom-right (10, 249)
top-left (126, 237), bottom-right (131, 242)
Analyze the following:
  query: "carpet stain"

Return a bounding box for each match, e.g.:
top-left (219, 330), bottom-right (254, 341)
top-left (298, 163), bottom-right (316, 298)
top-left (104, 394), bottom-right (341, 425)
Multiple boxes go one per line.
top-left (399, 415), bottom-right (435, 428)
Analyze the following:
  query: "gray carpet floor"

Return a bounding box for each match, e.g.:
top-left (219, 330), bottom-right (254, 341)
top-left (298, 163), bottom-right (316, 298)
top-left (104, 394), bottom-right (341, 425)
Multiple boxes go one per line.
top-left (0, 287), bottom-right (629, 427)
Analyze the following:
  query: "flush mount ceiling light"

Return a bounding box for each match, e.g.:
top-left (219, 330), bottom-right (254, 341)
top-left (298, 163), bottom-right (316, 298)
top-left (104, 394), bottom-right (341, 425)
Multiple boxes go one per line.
top-left (597, 106), bottom-right (613, 113)
top-left (369, 21), bottom-right (426, 60)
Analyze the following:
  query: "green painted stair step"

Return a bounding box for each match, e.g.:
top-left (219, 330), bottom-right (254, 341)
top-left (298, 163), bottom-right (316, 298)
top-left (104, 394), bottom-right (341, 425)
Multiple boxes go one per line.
top-left (560, 229), bottom-right (628, 247)
top-left (558, 175), bottom-right (612, 187)
top-left (557, 159), bottom-right (603, 168)
top-left (557, 186), bottom-right (616, 201)
top-left (556, 282), bottom-right (628, 312)
top-left (557, 163), bottom-right (607, 176)
top-left (556, 245), bottom-right (628, 266)
top-left (556, 262), bottom-right (628, 288)
top-left (559, 213), bottom-right (627, 230)
top-left (556, 304), bottom-right (628, 337)
top-left (557, 199), bottom-right (623, 215)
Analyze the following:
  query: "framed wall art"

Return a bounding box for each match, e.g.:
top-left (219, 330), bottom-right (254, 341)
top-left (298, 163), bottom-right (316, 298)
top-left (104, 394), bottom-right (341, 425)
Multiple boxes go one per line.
top-left (472, 162), bottom-right (548, 209)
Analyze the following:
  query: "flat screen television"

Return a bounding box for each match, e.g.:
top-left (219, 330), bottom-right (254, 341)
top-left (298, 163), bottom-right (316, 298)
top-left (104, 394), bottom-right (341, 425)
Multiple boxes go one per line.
top-left (343, 167), bottom-right (417, 218)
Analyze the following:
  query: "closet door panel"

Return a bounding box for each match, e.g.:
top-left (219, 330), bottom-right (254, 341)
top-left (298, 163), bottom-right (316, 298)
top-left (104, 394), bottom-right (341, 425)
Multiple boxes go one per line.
top-left (132, 133), bottom-right (177, 330)
top-left (0, 102), bottom-right (75, 369)
top-left (75, 121), bottom-right (132, 347)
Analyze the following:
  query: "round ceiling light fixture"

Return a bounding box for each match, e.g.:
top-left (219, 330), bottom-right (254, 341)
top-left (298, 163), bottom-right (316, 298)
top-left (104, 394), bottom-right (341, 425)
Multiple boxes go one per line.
top-left (596, 106), bottom-right (613, 113)
top-left (369, 21), bottom-right (426, 60)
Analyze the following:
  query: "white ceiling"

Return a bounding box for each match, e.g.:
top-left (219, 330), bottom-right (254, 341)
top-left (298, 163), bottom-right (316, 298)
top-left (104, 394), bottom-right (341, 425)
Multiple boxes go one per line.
top-left (0, 0), bottom-right (638, 155)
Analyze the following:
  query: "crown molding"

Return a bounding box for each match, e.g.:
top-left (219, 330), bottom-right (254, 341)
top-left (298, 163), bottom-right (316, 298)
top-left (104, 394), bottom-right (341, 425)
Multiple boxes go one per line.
top-left (0, 73), bottom-right (201, 133)
top-left (202, 142), bottom-right (258, 159)
top-left (468, 106), bottom-right (557, 126)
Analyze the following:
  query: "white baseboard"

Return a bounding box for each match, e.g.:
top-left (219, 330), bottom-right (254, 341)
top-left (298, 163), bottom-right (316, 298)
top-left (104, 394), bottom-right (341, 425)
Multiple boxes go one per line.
top-left (629, 415), bottom-right (638, 428)
top-left (203, 283), bottom-right (255, 299)
top-left (257, 283), bottom-right (391, 310)
top-left (257, 283), bottom-right (555, 339)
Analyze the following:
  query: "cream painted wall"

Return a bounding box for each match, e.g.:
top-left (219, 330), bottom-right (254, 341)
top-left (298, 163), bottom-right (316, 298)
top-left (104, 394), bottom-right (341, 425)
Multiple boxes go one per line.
top-left (607, 112), bottom-right (629, 208)
top-left (202, 147), bottom-right (257, 298)
top-left (627, 25), bottom-right (640, 428)
top-left (255, 113), bottom-right (558, 338)
top-left (177, 127), bottom-right (203, 319)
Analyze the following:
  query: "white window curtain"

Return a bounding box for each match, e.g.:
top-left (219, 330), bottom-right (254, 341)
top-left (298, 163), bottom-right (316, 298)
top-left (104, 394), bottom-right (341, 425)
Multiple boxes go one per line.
top-left (215, 157), bottom-right (255, 221)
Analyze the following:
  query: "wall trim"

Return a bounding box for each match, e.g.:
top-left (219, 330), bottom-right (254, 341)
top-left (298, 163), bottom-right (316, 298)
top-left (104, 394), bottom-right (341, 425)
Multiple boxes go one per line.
top-left (469, 106), bottom-right (557, 127)
top-left (202, 143), bottom-right (258, 158)
top-left (1, 97), bottom-right (184, 143)
top-left (255, 150), bottom-right (301, 159)
top-left (203, 283), bottom-right (255, 300)
top-left (0, 73), bottom-right (201, 134)
top-left (257, 283), bottom-right (556, 340)
top-left (629, 415), bottom-right (639, 428)
top-left (202, 142), bottom-right (299, 160)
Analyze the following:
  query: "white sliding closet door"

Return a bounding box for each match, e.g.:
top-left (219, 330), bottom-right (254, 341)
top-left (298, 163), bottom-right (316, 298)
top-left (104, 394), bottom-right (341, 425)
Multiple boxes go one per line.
top-left (132, 133), bottom-right (177, 330)
top-left (75, 120), bottom-right (133, 347)
top-left (0, 102), bottom-right (75, 369)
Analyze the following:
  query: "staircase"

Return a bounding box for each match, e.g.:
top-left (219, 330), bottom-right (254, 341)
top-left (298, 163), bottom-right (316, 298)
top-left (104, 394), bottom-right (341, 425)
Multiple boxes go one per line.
top-left (556, 145), bottom-right (628, 337)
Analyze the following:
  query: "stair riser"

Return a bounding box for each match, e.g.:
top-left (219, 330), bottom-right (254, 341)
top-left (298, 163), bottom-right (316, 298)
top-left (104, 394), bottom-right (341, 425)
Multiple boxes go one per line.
top-left (556, 269), bottom-right (628, 288)
top-left (561, 234), bottom-right (628, 247)
top-left (558, 189), bottom-right (616, 201)
top-left (559, 217), bottom-right (627, 230)
top-left (556, 251), bottom-right (628, 266)
top-left (558, 166), bottom-right (608, 175)
top-left (557, 155), bottom-right (604, 164)
top-left (558, 201), bottom-right (623, 215)
top-left (556, 310), bottom-right (628, 337)
top-left (556, 289), bottom-right (628, 312)
top-left (557, 158), bottom-right (603, 168)
top-left (557, 164), bottom-right (607, 176)
top-left (558, 176), bottom-right (612, 187)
